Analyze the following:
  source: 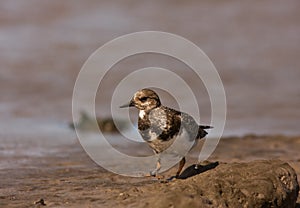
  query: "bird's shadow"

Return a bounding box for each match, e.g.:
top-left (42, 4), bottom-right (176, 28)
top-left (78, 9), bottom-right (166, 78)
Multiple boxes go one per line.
top-left (177, 161), bottom-right (219, 180)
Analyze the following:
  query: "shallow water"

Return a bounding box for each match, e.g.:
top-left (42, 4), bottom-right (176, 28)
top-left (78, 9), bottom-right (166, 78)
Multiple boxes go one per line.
top-left (1, 0), bottom-right (300, 161)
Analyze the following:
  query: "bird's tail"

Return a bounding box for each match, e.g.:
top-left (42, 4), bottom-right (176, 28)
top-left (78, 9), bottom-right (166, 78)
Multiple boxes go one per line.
top-left (199, 125), bottom-right (213, 129)
top-left (197, 125), bottom-right (213, 139)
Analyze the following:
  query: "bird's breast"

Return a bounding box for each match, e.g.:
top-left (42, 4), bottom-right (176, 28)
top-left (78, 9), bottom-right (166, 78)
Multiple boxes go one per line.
top-left (139, 110), bottom-right (146, 119)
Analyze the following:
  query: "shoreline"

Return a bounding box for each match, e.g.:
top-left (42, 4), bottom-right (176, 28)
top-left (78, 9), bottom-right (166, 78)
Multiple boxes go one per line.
top-left (1, 134), bottom-right (299, 207)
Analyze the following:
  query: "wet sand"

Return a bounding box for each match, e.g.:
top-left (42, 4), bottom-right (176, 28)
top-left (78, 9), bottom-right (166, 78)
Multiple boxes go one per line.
top-left (1, 135), bottom-right (299, 207)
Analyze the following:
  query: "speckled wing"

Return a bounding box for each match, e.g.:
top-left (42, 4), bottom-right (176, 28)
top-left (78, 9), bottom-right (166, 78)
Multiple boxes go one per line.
top-left (138, 106), bottom-right (210, 154)
top-left (150, 106), bottom-right (209, 142)
top-left (175, 111), bottom-right (200, 141)
top-left (140, 106), bottom-right (182, 142)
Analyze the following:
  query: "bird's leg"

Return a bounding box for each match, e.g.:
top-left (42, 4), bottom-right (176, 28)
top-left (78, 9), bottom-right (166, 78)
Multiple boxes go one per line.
top-left (150, 158), bottom-right (161, 178)
top-left (165, 157), bottom-right (186, 181)
top-left (175, 157), bottom-right (186, 178)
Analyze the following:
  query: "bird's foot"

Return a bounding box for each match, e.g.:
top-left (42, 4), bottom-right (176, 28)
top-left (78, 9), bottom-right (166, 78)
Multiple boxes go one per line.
top-left (159, 174), bottom-right (179, 183)
top-left (144, 170), bottom-right (164, 180)
top-left (150, 170), bottom-right (157, 177)
top-left (165, 175), bottom-right (177, 182)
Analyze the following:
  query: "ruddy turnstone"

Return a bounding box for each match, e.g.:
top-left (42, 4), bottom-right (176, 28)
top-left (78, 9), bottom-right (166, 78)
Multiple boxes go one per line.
top-left (120, 88), bottom-right (212, 178)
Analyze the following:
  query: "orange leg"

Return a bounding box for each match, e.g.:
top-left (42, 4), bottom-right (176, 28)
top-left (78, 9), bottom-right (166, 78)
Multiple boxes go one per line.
top-left (150, 158), bottom-right (161, 177)
top-left (176, 157), bottom-right (186, 178)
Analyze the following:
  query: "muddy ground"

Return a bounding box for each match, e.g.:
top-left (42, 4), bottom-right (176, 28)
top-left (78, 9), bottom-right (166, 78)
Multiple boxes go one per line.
top-left (1, 135), bottom-right (299, 207)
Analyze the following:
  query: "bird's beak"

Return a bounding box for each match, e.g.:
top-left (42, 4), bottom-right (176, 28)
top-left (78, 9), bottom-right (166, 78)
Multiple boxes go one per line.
top-left (119, 100), bottom-right (134, 108)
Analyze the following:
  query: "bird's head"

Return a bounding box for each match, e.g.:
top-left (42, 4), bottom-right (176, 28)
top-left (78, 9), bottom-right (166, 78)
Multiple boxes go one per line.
top-left (120, 88), bottom-right (161, 111)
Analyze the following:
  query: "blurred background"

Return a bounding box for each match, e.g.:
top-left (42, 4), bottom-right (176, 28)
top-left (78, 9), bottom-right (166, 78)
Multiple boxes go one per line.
top-left (1, 0), bottom-right (300, 149)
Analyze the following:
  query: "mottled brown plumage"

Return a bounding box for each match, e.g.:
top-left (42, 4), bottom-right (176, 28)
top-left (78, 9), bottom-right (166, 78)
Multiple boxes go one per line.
top-left (120, 88), bottom-right (212, 178)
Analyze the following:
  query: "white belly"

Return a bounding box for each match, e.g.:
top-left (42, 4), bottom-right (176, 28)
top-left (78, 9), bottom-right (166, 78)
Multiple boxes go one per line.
top-left (139, 110), bottom-right (146, 118)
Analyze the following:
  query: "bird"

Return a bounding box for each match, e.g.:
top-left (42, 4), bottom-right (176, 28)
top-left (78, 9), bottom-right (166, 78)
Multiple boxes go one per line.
top-left (120, 88), bottom-right (212, 179)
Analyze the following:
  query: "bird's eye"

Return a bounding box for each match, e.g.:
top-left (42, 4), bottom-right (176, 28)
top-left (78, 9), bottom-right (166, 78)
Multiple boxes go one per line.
top-left (140, 97), bottom-right (147, 102)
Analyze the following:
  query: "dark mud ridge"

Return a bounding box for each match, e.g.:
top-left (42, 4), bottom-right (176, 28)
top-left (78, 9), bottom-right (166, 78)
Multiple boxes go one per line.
top-left (137, 160), bottom-right (299, 208)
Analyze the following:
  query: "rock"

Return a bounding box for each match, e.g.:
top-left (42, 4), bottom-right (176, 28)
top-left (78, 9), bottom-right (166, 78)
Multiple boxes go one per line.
top-left (70, 111), bottom-right (128, 133)
top-left (144, 160), bottom-right (299, 208)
